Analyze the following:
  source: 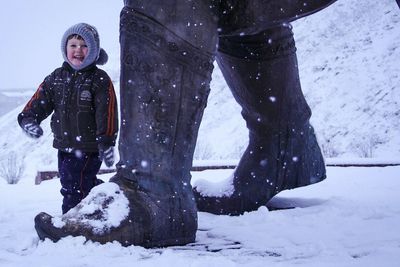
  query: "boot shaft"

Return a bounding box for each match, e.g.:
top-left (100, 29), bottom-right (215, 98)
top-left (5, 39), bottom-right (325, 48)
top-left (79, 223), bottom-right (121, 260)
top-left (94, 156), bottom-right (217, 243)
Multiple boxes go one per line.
top-left (216, 25), bottom-right (312, 133)
top-left (118, 9), bottom-right (214, 185)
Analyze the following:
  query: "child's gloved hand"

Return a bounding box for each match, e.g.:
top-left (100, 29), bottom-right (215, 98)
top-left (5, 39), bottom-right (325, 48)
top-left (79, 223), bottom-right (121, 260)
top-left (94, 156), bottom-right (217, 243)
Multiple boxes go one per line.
top-left (21, 118), bottom-right (43, 139)
top-left (98, 144), bottom-right (114, 167)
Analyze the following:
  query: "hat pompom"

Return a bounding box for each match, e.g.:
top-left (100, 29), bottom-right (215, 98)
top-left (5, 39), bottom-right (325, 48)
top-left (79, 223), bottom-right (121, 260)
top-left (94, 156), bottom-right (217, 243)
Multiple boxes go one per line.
top-left (96, 48), bottom-right (108, 65)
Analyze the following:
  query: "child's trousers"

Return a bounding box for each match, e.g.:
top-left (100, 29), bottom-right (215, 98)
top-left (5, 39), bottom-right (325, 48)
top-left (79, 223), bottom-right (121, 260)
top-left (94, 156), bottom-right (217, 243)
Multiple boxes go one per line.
top-left (58, 150), bottom-right (102, 214)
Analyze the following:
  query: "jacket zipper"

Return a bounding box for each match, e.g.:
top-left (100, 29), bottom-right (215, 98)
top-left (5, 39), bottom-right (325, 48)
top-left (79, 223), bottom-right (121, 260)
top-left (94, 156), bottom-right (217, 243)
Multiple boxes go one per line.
top-left (64, 71), bottom-right (78, 150)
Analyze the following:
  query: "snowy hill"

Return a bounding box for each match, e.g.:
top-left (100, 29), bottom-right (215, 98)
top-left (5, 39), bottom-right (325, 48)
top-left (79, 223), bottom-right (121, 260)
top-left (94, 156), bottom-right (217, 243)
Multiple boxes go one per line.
top-left (197, 0), bottom-right (400, 160)
top-left (1, 0), bottom-right (400, 177)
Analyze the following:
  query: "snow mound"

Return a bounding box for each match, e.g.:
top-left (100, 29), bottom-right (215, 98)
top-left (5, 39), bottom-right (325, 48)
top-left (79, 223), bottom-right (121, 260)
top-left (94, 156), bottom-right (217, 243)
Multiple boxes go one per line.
top-left (192, 170), bottom-right (235, 197)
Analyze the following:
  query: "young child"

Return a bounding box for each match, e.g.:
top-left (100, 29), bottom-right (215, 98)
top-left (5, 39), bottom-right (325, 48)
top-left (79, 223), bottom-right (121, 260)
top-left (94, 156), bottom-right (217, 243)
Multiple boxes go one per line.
top-left (18, 23), bottom-right (119, 214)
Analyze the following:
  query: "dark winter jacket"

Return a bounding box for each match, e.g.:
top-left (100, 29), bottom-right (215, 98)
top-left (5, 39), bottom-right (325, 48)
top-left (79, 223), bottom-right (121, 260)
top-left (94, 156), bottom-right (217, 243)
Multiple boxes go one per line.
top-left (18, 62), bottom-right (118, 152)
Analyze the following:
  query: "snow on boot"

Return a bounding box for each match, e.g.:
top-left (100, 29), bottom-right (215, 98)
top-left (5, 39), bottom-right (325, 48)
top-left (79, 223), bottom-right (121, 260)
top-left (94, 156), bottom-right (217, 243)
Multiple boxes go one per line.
top-left (35, 9), bottom-right (215, 247)
top-left (35, 182), bottom-right (131, 244)
top-left (35, 178), bottom-right (197, 247)
top-left (194, 25), bottom-right (326, 215)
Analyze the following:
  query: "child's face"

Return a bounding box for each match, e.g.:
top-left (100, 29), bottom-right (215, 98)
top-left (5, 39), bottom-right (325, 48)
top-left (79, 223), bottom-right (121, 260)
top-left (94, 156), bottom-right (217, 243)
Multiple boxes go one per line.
top-left (66, 37), bottom-right (88, 68)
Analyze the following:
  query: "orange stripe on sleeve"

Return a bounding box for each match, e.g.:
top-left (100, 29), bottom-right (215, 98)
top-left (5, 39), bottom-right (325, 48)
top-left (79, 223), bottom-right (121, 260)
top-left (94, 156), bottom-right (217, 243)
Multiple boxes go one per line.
top-left (23, 82), bottom-right (44, 112)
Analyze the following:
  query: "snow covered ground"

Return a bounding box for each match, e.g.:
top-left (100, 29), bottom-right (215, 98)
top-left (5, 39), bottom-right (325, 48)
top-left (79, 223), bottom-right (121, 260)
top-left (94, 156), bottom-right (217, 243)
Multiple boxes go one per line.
top-left (0, 166), bottom-right (399, 267)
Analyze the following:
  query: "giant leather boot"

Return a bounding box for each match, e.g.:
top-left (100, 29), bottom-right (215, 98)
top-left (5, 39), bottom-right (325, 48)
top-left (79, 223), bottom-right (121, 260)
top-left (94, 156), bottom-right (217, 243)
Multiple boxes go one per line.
top-left (34, 8), bottom-right (215, 247)
top-left (194, 25), bottom-right (326, 215)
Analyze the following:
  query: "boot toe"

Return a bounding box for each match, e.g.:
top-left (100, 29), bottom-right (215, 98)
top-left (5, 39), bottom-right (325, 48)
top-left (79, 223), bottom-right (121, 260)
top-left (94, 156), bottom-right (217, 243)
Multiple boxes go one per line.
top-left (34, 212), bottom-right (67, 242)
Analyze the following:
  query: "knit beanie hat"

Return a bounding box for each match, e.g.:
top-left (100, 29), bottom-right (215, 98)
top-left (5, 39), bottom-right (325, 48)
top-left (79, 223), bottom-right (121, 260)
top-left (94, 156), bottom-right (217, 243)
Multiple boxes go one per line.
top-left (61, 23), bottom-right (108, 70)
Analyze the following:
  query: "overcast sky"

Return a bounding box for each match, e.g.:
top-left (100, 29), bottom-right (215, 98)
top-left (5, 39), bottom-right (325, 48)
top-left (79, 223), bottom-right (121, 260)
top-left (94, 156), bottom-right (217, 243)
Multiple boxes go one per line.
top-left (0, 1), bottom-right (122, 89)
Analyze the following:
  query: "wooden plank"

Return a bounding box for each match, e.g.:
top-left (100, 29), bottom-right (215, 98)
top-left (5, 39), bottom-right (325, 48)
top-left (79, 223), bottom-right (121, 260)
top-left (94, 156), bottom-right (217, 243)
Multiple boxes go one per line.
top-left (35, 161), bottom-right (400, 184)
